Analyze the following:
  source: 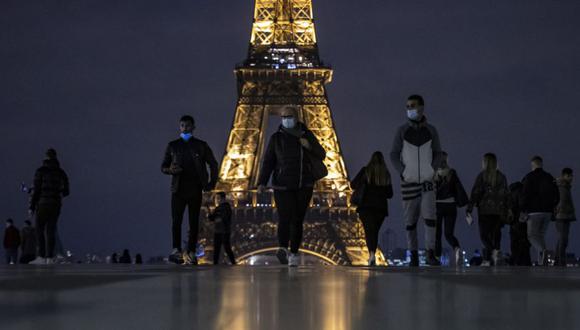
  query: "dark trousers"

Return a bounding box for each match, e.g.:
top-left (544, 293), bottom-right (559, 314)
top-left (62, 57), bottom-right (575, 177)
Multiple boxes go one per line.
top-left (510, 222), bottom-right (531, 266)
top-left (358, 209), bottom-right (386, 254)
top-left (4, 248), bottom-right (18, 264)
top-left (555, 220), bottom-right (572, 266)
top-left (274, 187), bottom-right (313, 254)
top-left (213, 232), bottom-right (236, 265)
top-left (36, 205), bottom-right (61, 258)
top-left (171, 189), bottom-right (203, 252)
top-left (478, 214), bottom-right (502, 261)
top-left (435, 202), bottom-right (460, 257)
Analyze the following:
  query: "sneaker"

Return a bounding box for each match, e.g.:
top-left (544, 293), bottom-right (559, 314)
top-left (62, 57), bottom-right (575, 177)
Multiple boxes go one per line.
top-left (45, 258), bottom-right (55, 265)
top-left (368, 253), bottom-right (376, 266)
top-left (276, 248), bottom-right (289, 265)
top-left (409, 251), bottom-right (419, 267)
top-left (455, 247), bottom-right (463, 267)
top-left (288, 253), bottom-right (299, 267)
top-left (426, 249), bottom-right (441, 266)
top-left (540, 250), bottom-right (549, 266)
top-left (492, 249), bottom-right (500, 266)
top-left (481, 260), bottom-right (491, 267)
top-left (29, 257), bottom-right (46, 265)
top-left (183, 252), bottom-right (198, 265)
top-left (171, 248), bottom-right (181, 256)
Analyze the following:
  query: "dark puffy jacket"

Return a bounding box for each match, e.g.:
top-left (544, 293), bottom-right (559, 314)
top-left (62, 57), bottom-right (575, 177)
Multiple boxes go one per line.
top-left (350, 167), bottom-right (393, 215)
top-left (257, 123), bottom-right (326, 190)
top-left (161, 137), bottom-right (219, 193)
top-left (209, 202), bottom-right (233, 233)
top-left (467, 170), bottom-right (510, 216)
top-left (30, 159), bottom-right (69, 211)
top-left (520, 168), bottom-right (559, 214)
top-left (555, 178), bottom-right (575, 221)
top-left (20, 226), bottom-right (37, 255)
top-left (3, 226), bottom-right (20, 249)
top-left (435, 169), bottom-right (469, 207)
top-left (390, 116), bottom-right (443, 184)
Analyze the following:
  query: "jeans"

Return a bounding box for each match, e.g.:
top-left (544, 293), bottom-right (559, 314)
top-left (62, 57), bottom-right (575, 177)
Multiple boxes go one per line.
top-left (4, 248), bottom-right (18, 264)
top-left (527, 213), bottom-right (551, 258)
top-left (274, 187), bottom-right (313, 254)
top-left (358, 208), bottom-right (387, 254)
top-left (435, 202), bottom-right (460, 257)
top-left (213, 233), bottom-right (236, 265)
top-left (555, 220), bottom-right (572, 266)
top-left (36, 205), bottom-right (61, 258)
top-left (171, 189), bottom-right (203, 253)
top-left (478, 214), bottom-right (502, 261)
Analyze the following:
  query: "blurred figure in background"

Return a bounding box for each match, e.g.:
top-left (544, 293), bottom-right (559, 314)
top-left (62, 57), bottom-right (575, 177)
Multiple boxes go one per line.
top-left (20, 220), bottom-right (37, 264)
top-left (3, 219), bottom-right (20, 264)
top-left (554, 168), bottom-right (576, 267)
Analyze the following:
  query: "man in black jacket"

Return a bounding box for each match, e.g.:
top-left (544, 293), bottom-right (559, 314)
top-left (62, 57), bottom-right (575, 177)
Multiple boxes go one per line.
top-left (520, 156), bottom-right (559, 266)
top-left (161, 115), bottom-right (218, 264)
top-left (29, 148), bottom-right (69, 265)
top-left (257, 106), bottom-right (326, 267)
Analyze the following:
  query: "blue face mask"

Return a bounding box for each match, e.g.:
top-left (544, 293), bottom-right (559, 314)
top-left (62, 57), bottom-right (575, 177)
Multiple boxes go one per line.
top-left (407, 109), bottom-right (420, 121)
top-left (180, 132), bottom-right (193, 141)
top-left (282, 117), bottom-right (296, 129)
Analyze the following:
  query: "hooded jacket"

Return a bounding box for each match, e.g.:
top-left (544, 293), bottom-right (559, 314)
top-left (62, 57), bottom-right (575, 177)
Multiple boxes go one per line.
top-left (257, 123), bottom-right (326, 190)
top-left (390, 116), bottom-right (443, 184)
top-left (30, 159), bottom-right (69, 211)
top-left (161, 137), bottom-right (219, 193)
top-left (555, 178), bottom-right (576, 221)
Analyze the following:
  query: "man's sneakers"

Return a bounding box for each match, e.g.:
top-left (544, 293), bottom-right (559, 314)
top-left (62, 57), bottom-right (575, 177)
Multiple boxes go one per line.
top-left (409, 250), bottom-right (419, 267)
top-left (276, 248), bottom-right (289, 265)
top-left (288, 253), bottom-right (300, 267)
top-left (455, 247), bottom-right (464, 266)
top-left (45, 258), bottom-right (55, 265)
top-left (29, 257), bottom-right (46, 265)
top-left (426, 249), bottom-right (441, 266)
top-left (368, 253), bottom-right (376, 266)
top-left (183, 251), bottom-right (198, 265)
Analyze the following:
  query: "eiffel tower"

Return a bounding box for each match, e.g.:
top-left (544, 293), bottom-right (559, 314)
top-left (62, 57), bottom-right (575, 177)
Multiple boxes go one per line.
top-left (200, 0), bottom-right (380, 265)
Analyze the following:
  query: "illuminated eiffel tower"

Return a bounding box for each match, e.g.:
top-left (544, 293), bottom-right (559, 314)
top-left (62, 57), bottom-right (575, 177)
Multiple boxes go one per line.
top-left (201, 0), bottom-right (380, 265)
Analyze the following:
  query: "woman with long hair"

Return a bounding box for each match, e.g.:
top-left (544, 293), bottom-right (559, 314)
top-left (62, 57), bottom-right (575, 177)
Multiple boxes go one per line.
top-left (434, 152), bottom-right (469, 266)
top-left (351, 151), bottom-right (394, 266)
top-left (467, 153), bottom-right (510, 266)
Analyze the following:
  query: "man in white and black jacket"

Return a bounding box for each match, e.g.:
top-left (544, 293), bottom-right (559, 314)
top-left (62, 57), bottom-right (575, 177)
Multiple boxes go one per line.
top-left (390, 95), bottom-right (444, 266)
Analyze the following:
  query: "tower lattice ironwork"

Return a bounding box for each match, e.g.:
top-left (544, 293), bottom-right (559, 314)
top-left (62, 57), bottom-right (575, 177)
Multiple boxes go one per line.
top-left (199, 0), bottom-right (383, 266)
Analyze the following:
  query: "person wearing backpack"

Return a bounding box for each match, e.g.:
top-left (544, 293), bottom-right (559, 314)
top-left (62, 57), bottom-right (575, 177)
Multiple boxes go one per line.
top-left (434, 152), bottom-right (468, 266)
top-left (351, 151), bottom-right (394, 266)
top-left (467, 153), bottom-right (510, 266)
top-left (28, 148), bottom-right (70, 265)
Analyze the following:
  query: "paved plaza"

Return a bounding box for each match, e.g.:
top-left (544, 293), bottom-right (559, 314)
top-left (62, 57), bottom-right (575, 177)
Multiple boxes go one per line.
top-left (1, 265), bottom-right (579, 330)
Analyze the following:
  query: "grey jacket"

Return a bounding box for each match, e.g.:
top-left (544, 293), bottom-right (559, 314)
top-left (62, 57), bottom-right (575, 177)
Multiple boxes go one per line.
top-left (555, 178), bottom-right (576, 221)
top-left (390, 117), bottom-right (443, 184)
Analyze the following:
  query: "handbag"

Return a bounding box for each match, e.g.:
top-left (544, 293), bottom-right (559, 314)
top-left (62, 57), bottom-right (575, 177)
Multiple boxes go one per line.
top-left (350, 173), bottom-right (367, 206)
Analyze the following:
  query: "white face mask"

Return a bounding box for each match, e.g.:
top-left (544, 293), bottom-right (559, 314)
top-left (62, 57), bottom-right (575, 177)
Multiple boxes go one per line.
top-left (407, 109), bottom-right (420, 121)
top-left (282, 117), bottom-right (296, 129)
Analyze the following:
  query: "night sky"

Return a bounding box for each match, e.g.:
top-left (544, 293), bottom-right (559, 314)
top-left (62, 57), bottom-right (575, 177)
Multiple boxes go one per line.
top-left (1, 0), bottom-right (579, 259)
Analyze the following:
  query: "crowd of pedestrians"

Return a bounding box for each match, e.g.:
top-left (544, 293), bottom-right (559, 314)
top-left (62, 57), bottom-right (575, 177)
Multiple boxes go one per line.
top-left (3, 95), bottom-right (575, 268)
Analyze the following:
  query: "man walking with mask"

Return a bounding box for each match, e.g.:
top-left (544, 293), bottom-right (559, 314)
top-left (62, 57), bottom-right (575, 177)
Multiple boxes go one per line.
top-left (390, 95), bottom-right (443, 266)
top-left (257, 106), bottom-right (326, 267)
top-left (161, 115), bottom-right (219, 265)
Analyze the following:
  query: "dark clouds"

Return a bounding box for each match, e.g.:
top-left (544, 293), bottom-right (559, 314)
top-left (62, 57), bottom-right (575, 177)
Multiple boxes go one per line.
top-left (1, 0), bottom-right (579, 258)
